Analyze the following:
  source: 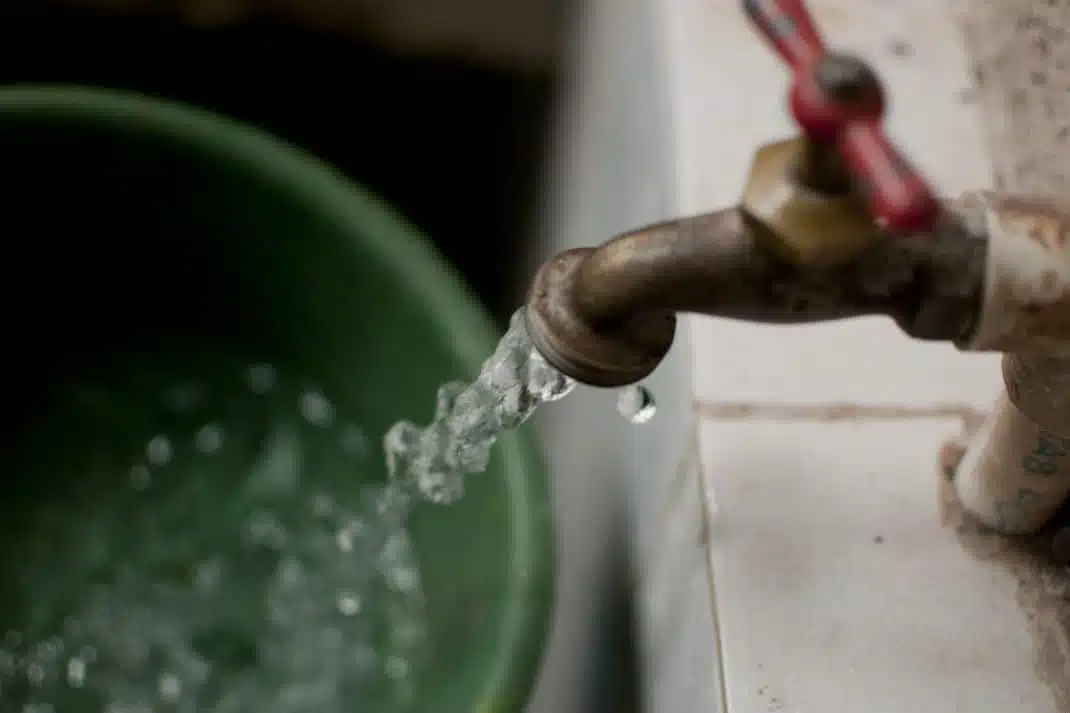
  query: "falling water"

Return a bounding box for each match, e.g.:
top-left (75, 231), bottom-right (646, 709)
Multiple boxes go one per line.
top-left (617, 385), bottom-right (657, 424)
top-left (384, 309), bottom-right (576, 505)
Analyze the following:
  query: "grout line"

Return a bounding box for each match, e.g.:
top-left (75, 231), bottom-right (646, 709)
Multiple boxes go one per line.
top-left (694, 423), bottom-right (731, 713)
top-left (694, 400), bottom-right (987, 424)
top-left (654, 424), bottom-right (701, 531)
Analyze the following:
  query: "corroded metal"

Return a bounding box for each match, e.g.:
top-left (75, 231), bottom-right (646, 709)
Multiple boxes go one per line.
top-left (961, 193), bottom-right (1070, 354)
top-left (525, 200), bottom-right (987, 387)
top-left (741, 137), bottom-right (879, 265)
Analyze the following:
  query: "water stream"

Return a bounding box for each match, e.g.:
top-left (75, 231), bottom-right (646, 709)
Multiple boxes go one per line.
top-left (383, 309), bottom-right (577, 506)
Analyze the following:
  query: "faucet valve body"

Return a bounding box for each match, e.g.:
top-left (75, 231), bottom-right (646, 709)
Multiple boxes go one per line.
top-left (743, 0), bottom-right (940, 234)
top-left (525, 248), bottom-right (676, 388)
top-left (952, 194), bottom-right (1070, 533)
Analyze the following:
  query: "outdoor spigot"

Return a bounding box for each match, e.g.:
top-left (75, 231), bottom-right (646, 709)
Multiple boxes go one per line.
top-left (742, 0), bottom-right (939, 238)
top-left (524, 0), bottom-right (985, 388)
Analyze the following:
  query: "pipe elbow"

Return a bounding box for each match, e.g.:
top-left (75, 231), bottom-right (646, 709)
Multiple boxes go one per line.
top-left (957, 191), bottom-right (1070, 355)
top-left (524, 208), bottom-right (764, 387)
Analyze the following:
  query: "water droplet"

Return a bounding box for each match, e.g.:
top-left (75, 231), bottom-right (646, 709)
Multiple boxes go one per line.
top-left (335, 520), bottom-right (364, 553)
top-left (146, 435), bottom-right (172, 466)
top-left (299, 390), bottom-right (333, 426)
top-left (67, 657), bottom-right (86, 687)
top-left (387, 566), bottom-right (420, 593)
top-left (247, 363), bottom-right (276, 394)
top-left (617, 385), bottom-right (657, 424)
top-left (194, 422), bottom-right (225, 454)
top-left (129, 465), bottom-right (152, 490)
top-left (26, 662), bottom-right (45, 686)
top-left (384, 656), bottom-right (409, 680)
top-left (418, 471), bottom-right (463, 504)
top-left (336, 592), bottom-right (362, 616)
top-left (159, 672), bottom-right (182, 702)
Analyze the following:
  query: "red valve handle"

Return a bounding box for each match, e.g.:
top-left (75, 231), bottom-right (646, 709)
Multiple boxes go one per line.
top-left (742, 0), bottom-right (939, 234)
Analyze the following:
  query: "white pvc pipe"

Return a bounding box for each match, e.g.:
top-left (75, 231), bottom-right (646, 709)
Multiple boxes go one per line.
top-left (954, 389), bottom-right (1070, 534)
top-left (955, 192), bottom-right (1070, 532)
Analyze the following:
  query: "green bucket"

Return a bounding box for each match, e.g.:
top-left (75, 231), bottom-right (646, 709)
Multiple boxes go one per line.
top-left (0, 86), bottom-right (552, 713)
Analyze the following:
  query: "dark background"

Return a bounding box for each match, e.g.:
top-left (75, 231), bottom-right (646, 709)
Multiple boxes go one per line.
top-left (0, 2), bottom-right (554, 325)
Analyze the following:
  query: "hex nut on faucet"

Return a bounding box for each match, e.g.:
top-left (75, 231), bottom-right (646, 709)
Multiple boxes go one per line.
top-left (740, 138), bottom-right (880, 266)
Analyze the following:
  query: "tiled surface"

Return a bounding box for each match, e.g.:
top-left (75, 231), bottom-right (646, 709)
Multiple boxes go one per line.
top-left (699, 420), bottom-right (1054, 713)
top-left (662, 0), bottom-right (1003, 408)
top-left (651, 0), bottom-right (1061, 711)
top-left (636, 448), bottom-right (723, 713)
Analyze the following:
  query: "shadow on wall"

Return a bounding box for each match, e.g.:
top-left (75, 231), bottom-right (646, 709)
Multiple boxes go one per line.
top-left (0, 2), bottom-right (556, 325)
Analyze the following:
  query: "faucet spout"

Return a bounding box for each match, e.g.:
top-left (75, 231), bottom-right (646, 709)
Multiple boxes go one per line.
top-left (525, 203), bottom-right (986, 387)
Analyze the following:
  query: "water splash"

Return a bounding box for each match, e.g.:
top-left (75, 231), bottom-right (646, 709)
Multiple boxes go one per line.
top-left (384, 309), bottom-right (576, 504)
top-left (1, 361), bottom-right (429, 713)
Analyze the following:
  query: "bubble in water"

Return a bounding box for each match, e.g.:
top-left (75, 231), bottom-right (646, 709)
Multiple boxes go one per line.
top-left (193, 422), bottom-right (225, 454)
top-left (246, 363), bottom-right (276, 394)
top-left (299, 390), bottom-right (333, 427)
top-left (418, 470), bottom-right (464, 504)
top-left (146, 435), bottom-right (172, 466)
top-left (129, 465), bottom-right (152, 491)
top-left (386, 566), bottom-right (420, 594)
top-left (335, 520), bottom-right (364, 553)
top-left (336, 593), bottom-right (362, 616)
top-left (66, 656), bottom-right (86, 688)
top-left (158, 672), bottom-right (182, 702)
top-left (9, 359), bottom-right (433, 711)
top-left (617, 385), bottom-right (657, 424)
top-left (383, 421), bottom-right (422, 484)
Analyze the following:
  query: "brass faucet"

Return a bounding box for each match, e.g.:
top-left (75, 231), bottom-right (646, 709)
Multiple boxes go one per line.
top-left (524, 0), bottom-right (1070, 538)
top-left (525, 0), bottom-right (986, 387)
